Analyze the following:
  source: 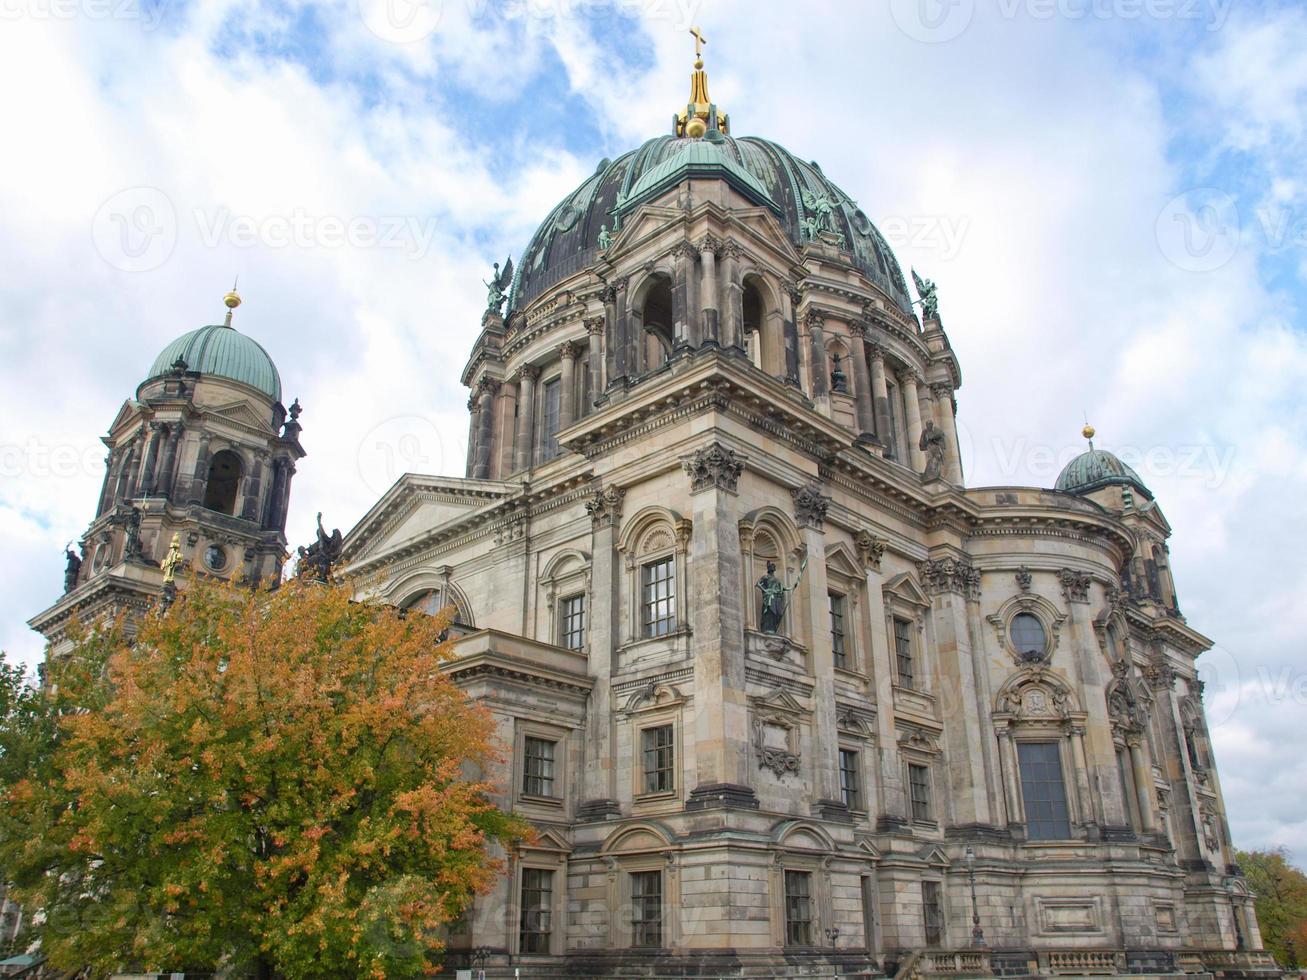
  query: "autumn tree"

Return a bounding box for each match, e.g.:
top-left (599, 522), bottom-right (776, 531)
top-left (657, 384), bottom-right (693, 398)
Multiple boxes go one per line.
top-left (1237, 848), bottom-right (1307, 967)
top-left (0, 580), bottom-right (526, 978)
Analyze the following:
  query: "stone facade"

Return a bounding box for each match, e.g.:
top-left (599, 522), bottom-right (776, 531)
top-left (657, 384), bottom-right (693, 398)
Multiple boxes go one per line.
top-left (338, 107), bottom-right (1271, 977)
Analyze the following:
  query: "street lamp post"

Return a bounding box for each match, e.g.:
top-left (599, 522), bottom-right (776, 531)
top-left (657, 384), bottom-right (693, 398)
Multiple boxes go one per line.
top-left (825, 926), bottom-right (840, 950)
top-left (965, 845), bottom-right (985, 947)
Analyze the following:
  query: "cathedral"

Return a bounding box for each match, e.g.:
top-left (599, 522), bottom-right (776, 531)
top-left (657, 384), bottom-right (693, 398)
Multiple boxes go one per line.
top-left (31, 39), bottom-right (1279, 980)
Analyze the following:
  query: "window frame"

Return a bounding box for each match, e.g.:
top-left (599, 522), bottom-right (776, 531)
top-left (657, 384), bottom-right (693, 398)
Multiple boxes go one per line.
top-left (829, 591), bottom-right (849, 670)
top-left (559, 592), bottom-right (586, 651)
top-left (783, 869), bottom-right (816, 947)
top-left (640, 722), bottom-right (676, 796)
top-left (629, 869), bottom-right (664, 948)
top-left (522, 735), bottom-right (558, 799)
top-left (640, 554), bottom-right (677, 639)
top-left (514, 721), bottom-right (568, 811)
top-left (1016, 738), bottom-right (1073, 841)
top-left (893, 615), bottom-right (916, 690)
top-left (922, 879), bottom-right (945, 947)
top-left (908, 762), bottom-right (933, 823)
top-left (839, 746), bottom-right (862, 812)
top-left (518, 867), bottom-right (554, 955)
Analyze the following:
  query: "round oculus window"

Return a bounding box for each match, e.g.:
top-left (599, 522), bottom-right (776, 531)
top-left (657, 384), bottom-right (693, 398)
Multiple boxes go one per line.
top-left (1010, 612), bottom-right (1047, 659)
top-left (203, 544), bottom-right (227, 571)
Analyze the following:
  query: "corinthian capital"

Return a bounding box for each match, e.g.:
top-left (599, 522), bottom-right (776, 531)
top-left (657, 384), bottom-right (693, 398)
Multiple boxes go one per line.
top-left (559, 340), bottom-right (584, 361)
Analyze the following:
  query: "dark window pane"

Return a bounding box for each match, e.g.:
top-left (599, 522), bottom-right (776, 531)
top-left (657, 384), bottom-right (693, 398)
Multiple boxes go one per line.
top-left (894, 617), bottom-right (914, 689)
top-left (523, 737), bottom-right (556, 797)
top-left (923, 880), bottom-right (943, 946)
top-left (1010, 613), bottom-right (1047, 658)
top-left (909, 763), bottom-right (932, 822)
top-left (631, 870), bottom-right (663, 947)
top-left (642, 724), bottom-right (675, 794)
top-left (560, 593), bottom-right (586, 650)
top-left (541, 378), bottom-right (562, 462)
top-left (1017, 740), bottom-right (1072, 840)
top-left (840, 748), bottom-right (860, 810)
top-left (829, 592), bottom-right (847, 669)
top-left (641, 557), bottom-right (676, 637)
top-left (519, 868), bottom-right (553, 953)
top-left (784, 870), bottom-right (813, 946)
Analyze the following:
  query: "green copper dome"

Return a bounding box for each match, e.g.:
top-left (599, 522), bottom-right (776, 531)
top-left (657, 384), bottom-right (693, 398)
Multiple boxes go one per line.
top-left (146, 324), bottom-right (282, 402)
top-left (507, 134), bottom-right (912, 315)
top-left (1055, 448), bottom-right (1151, 497)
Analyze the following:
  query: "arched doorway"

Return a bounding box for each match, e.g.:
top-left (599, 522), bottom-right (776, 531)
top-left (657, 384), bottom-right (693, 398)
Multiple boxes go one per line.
top-left (202, 449), bottom-right (243, 515)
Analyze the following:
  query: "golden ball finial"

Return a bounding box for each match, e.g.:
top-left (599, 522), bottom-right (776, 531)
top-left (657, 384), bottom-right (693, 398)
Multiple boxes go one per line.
top-left (224, 289), bottom-right (242, 310)
top-left (686, 116), bottom-right (707, 138)
top-left (1082, 423), bottom-right (1096, 441)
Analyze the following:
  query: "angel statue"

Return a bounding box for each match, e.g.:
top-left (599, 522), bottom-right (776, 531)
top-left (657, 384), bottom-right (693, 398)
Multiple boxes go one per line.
top-left (800, 187), bottom-right (844, 239)
top-left (483, 256), bottom-right (514, 315)
top-left (911, 269), bottom-right (939, 322)
top-left (297, 512), bottom-right (345, 583)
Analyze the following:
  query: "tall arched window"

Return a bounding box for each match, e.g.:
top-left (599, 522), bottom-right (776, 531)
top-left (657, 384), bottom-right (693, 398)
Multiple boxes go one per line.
top-left (639, 275), bottom-right (674, 371)
top-left (203, 449), bottom-right (243, 515)
top-left (741, 277), bottom-right (781, 376)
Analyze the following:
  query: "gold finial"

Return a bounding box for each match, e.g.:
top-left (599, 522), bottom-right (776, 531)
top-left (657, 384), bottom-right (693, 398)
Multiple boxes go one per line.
top-left (223, 277), bottom-right (241, 326)
top-left (161, 532), bottom-right (184, 584)
top-left (676, 26), bottom-right (728, 139)
top-left (1082, 422), bottom-right (1096, 450)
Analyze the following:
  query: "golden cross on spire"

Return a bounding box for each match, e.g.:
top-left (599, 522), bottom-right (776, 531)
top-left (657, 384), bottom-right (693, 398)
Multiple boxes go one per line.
top-left (690, 26), bottom-right (706, 62)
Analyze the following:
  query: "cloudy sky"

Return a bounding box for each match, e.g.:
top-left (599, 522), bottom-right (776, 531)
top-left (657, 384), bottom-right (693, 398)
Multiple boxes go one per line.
top-left (1, 0), bottom-right (1304, 861)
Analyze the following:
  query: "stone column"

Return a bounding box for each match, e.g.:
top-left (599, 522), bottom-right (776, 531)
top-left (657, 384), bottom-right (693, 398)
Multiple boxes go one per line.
top-left (782, 282), bottom-right (802, 386)
top-left (671, 242), bottom-right (697, 348)
top-left (580, 483), bottom-right (624, 818)
top-left (187, 434), bottom-right (211, 505)
top-left (806, 311), bottom-right (829, 399)
top-left (265, 458), bottom-right (287, 531)
top-left (698, 236), bottom-right (721, 346)
top-left (1070, 725), bottom-right (1100, 831)
top-left (96, 449), bottom-right (120, 516)
top-left (139, 422), bottom-right (163, 495)
top-left (1129, 738), bottom-right (1156, 832)
top-left (602, 286), bottom-right (620, 388)
top-left (902, 370), bottom-right (926, 472)
top-left (472, 379), bottom-right (498, 480)
top-left (931, 383), bottom-right (963, 484)
top-left (495, 379), bottom-right (519, 477)
top-left (720, 240), bottom-right (743, 352)
top-left (241, 452), bottom-right (265, 521)
top-left (682, 443), bottom-right (755, 810)
top-left (848, 324), bottom-right (876, 439)
top-left (793, 483), bottom-right (842, 815)
top-left (558, 341), bottom-right (581, 431)
top-left (464, 395), bottom-right (477, 479)
top-left (869, 345), bottom-right (894, 459)
top-left (513, 365), bottom-right (539, 473)
top-left (859, 534), bottom-right (907, 826)
top-left (585, 316), bottom-right (605, 412)
top-left (158, 424), bottom-right (184, 499)
top-left (996, 726), bottom-right (1023, 830)
top-left (919, 556), bottom-right (992, 826)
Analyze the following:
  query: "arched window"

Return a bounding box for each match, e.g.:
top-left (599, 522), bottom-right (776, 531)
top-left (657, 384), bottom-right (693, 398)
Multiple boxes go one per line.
top-left (402, 589), bottom-right (473, 638)
top-left (1009, 613), bottom-right (1047, 661)
top-left (639, 275), bottom-right (674, 371)
top-left (741, 277), bottom-right (782, 376)
top-left (203, 449), bottom-right (243, 515)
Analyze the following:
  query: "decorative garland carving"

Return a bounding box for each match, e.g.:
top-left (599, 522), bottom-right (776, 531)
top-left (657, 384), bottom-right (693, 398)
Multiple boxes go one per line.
top-left (1058, 568), bottom-right (1092, 603)
top-left (791, 482), bottom-right (830, 530)
top-left (918, 556), bottom-right (980, 599)
top-left (681, 443), bottom-right (745, 494)
top-left (585, 483), bottom-right (625, 529)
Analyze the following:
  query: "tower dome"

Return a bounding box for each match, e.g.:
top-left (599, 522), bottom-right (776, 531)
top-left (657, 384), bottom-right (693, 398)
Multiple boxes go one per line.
top-left (506, 134), bottom-right (913, 317)
top-left (1055, 445), bottom-right (1151, 497)
top-left (145, 318), bottom-right (282, 402)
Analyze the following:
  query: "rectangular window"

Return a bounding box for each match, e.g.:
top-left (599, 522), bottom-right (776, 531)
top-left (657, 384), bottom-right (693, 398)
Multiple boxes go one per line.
top-left (784, 870), bottom-right (814, 946)
top-left (829, 592), bottom-right (848, 669)
top-left (560, 593), bottom-right (586, 651)
top-left (641, 724), bottom-right (675, 794)
top-left (1018, 740), bottom-right (1072, 840)
top-left (630, 870), bottom-right (663, 947)
top-left (922, 880), bottom-right (943, 946)
top-left (839, 748), bottom-right (861, 811)
top-left (641, 556), bottom-right (676, 638)
top-left (519, 868), bottom-right (553, 954)
top-left (886, 379), bottom-right (901, 457)
top-left (893, 617), bottom-right (915, 689)
top-left (908, 763), bottom-right (932, 822)
top-left (1117, 748), bottom-right (1139, 829)
top-left (522, 736), bottom-right (556, 798)
top-left (540, 377), bottom-right (562, 462)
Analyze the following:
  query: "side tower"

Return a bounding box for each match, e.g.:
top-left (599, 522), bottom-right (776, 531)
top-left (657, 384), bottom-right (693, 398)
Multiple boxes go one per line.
top-left (29, 290), bottom-right (305, 653)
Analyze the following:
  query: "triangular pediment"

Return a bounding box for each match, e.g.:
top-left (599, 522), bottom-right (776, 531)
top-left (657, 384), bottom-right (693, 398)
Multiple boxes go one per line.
top-left (919, 845), bottom-right (949, 867)
top-left (825, 541), bottom-right (862, 578)
top-left (208, 399), bottom-right (273, 431)
top-left (883, 572), bottom-right (930, 608)
top-left (855, 836), bottom-right (882, 860)
top-left (107, 399), bottom-right (142, 438)
top-left (753, 687), bottom-right (807, 716)
top-left (529, 829), bottom-right (571, 854)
